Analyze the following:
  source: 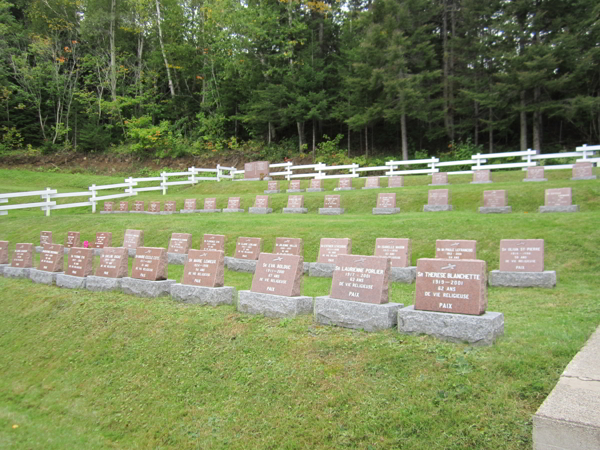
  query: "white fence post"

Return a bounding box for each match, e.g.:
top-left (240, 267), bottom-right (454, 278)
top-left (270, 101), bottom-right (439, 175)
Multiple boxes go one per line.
top-left (286, 162), bottom-right (292, 181)
top-left (45, 187), bottom-right (52, 217)
top-left (581, 144), bottom-right (588, 160)
top-left (527, 148), bottom-right (533, 165)
top-left (91, 184), bottom-right (97, 213)
top-left (162, 172), bottom-right (167, 195)
top-left (217, 164), bottom-right (221, 182)
top-left (190, 166), bottom-right (197, 184)
top-left (430, 157), bottom-right (437, 174)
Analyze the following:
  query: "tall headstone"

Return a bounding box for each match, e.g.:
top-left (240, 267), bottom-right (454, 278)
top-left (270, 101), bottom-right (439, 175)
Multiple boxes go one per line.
top-left (0, 241), bottom-right (9, 265)
top-left (94, 232), bottom-right (112, 248)
top-left (65, 247), bottom-right (94, 277)
top-left (168, 233), bottom-right (192, 254)
top-left (387, 176), bottom-right (404, 188)
top-left (274, 237), bottom-right (303, 256)
top-left (65, 231), bottom-right (80, 249)
top-left (319, 195), bottom-right (344, 215)
top-left (131, 247), bottom-right (168, 281)
top-left (234, 237), bottom-right (262, 260)
top-left (182, 250), bottom-right (225, 287)
top-left (424, 189), bottom-right (452, 212)
top-left (245, 161), bottom-right (270, 179)
top-left (95, 248), bottom-right (129, 278)
top-left (489, 239), bottom-right (556, 288)
top-left (223, 197), bottom-right (244, 213)
top-left (471, 170), bottom-right (492, 184)
top-left (335, 178), bottom-right (354, 191)
top-left (283, 195), bottom-right (307, 214)
top-left (430, 172), bottom-right (449, 186)
top-left (11, 243), bottom-right (33, 268)
top-left (265, 180), bottom-right (280, 194)
top-left (203, 234), bottom-right (226, 251)
top-left (540, 188), bottom-right (579, 213)
top-left (314, 255), bottom-right (402, 331)
top-left (287, 180), bottom-right (304, 192)
top-left (362, 176), bottom-right (381, 189)
top-left (435, 240), bottom-right (477, 260)
top-left (38, 244), bottom-right (64, 272)
top-left (249, 195), bottom-right (272, 214)
top-left (373, 193), bottom-right (400, 215)
top-left (307, 179), bottom-right (324, 192)
top-left (479, 190), bottom-right (511, 214)
top-left (524, 166), bottom-right (547, 182)
top-left (399, 258), bottom-right (503, 346)
top-left (317, 238), bottom-right (351, 264)
top-left (571, 162), bottom-right (596, 180)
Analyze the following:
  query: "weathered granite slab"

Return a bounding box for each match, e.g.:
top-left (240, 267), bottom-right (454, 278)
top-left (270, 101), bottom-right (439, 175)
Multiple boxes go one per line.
top-left (306, 188), bottom-right (325, 192)
top-left (226, 258), bottom-right (258, 273)
top-left (315, 296), bottom-right (403, 332)
top-left (197, 209), bottom-right (222, 213)
top-left (121, 277), bottom-right (175, 298)
top-left (85, 276), bottom-right (123, 292)
top-left (389, 267), bottom-right (417, 284)
top-left (170, 284), bottom-right (236, 306)
top-left (308, 262), bottom-right (336, 278)
top-left (248, 207), bottom-right (273, 214)
top-left (489, 270), bottom-right (556, 288)
top-left (0, 264), bottom-right (9, 276)
top-left (423, 205), bottom-right (453, 212)
top-left (30, 269), bottom-right (62, 285)
top-left (237, 290), bottom-right (313, 318)
top-left (282, 207), bottom-right (308, 214)
top-left (56, 273), bottom-right (87, 289)
top-left (479, 206), bottom-right (512, 214)
top-left (398, 305), bottom-right (504, 346)
top-left (223, 208), bottom-right (245, 213)
top-left (372, 208), bottom-right (400, 215)
top-left (264, 190), bottom-right (281, 194)
top-left (334, 187), bottom-right (354, 191)
top-left (539, 205), bottom-right (579, 213)
top-left (3, 267), bottom-right (31, 278)
top-left (319, 208), bottom-right (344, 215)
top-left (167, 252), bottom-right (188, 265)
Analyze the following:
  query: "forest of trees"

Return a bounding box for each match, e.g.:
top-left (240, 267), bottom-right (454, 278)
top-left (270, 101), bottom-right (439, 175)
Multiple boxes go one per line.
top-left (0, 0), bottom-right (599, 161)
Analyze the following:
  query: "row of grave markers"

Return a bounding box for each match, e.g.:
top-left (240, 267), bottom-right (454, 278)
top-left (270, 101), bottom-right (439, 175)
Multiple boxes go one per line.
top-left (101, 187), bottom-right (580, 215)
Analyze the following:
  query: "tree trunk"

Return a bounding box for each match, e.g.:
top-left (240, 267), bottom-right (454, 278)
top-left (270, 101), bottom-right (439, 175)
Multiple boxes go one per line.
top-left (268, 122), bottom-right (271, 145)
top-left (533, 86), bottom-right (541, 151)
top-left (401, 102), bottom-right (408, 161)
top-left (312, 119), bottom-right (316, 157)
top-left (109, 0), bottom-right (117, 102)
top-left (136, 32), bottom-right (144, 115)
top-left (155, 0), bottom-right (175, 98)
top-left (488, 108), bottom-right (493, 153)
top-left (448, 0), bottom-right (455, 141)
top-left (297, 122), bottom-right (304, 152)
top-left (347, 124), bottom-right (351, 157)
top-left (474, 101), bottom-right (479, 146)
top-left (520, 91), bottom-right (527, 150)
top-left (364, 125), bottom-right (368, 158)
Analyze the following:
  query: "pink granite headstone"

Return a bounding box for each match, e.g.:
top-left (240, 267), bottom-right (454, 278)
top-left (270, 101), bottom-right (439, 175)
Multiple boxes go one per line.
top-left (164, 201), bottom-right (177, 212)
top-left (234, 237), bottom-right (262, 260)
top-left (287, 196), bottom-right (304, 208)
top-left (526, 166), bottom-right (545, 180)
top-left (227, 197), bottom-right (241, 209)
top-left (473, 170), bottom-right (491, 183)
top-left (338, 178), bottom-right (352, 189)
top-left (103, 202), bottom-right (114, 212)
top-left (66, 247), bottom-right (94, 277)
top-left (251, 253), bottom-right (304, 297)
top-left (317, 238), bottom-right (352, 264)
top-left (365, 177), bottom-right (380, 188)
top-left (267, 180), bottom-right (279, 191)
top-left (374, 238), bottom-right (411, 268)
top-left (435, 240), bottom-right (477, 260)
top-left (545, 188), bottom-right (572, 206)
top-left (428, 189), bottom-right (450, 206)
top-left (119, 201), bottom-right (129, 212)
top-left (274, 238), bottom-right (303, 256)
top-left (96, 248), bottom-right (128, 278)
top-left (182, 249), bottom-right (225, 287)
top-left (204, 198), bottom-right (216, 209)
top-left (289, 180), bottom-right (301, 190)
top-left (11, 243), bottom-right (33, 268)
top-left (499, 239), bottom-right (544, 272)
top-left (387, 176), bottom-right (404, 188)
top-left (134, 201), bottom-right (145, 212)
top-left (38, 244), bottom-right (64, 272)
top-left (40, 231), bottom-right (52, 246)
top-left (131, 247), bottom-right (167, 281)
top-left (149, 201), bottom-right (161, 213)
top-left (123, 229), bottom-right (144, 249)
top-left (203, 234), bottom-right (226, 251)
top-left (431, 172), bottom-right (448, 185)
top-left (324, 195), bottom-right (341, 208)
top-left (94, 232), bottom-right (112, 248)
top-left (377, 193), bottom-right (396, 208)
top-left (572, 162), bottom-right (593, 178)
top-left (167, 233), bottom-right (192, 254)
top-left (330, 255), bottom-right (390, 304)
top-left (65, 231), bottom-right (80, 248)
top-left (310, 179), bottom-right (322, 189)
top-left (0, 241), bottom-right (9, 264)
top-left (184, 199), bottom-right (197, 211)
top-left (254, 195), bottom-right (269, 208)
top-left (483, 190), bottom-right (507, 207)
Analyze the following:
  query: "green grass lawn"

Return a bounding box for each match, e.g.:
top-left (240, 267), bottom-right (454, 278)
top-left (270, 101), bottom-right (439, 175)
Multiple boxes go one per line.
top-left (0, 168), bottom-right (599, 449)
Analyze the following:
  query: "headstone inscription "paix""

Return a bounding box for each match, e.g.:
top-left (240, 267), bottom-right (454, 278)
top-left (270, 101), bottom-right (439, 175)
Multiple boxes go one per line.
top-left (330, 255), bottom-right (390, 304)
top-left (234, 237), bottom-right (262, 260)
top-left (11, 243), bottom-right (33, 268)
top-left (96, 248), bottom-right (128, 278)
top-left (317, 238), bottom-right (351, 264)
top-left (39, 244), bottom-right (64, 272)
top-left (67, 248), bottom-right (94, 277)
top-left (499, 239), bottom-right (544, 272)
top-left (435, 240), bottom-right (477, 260)
top-left (167, 233), bottom-right (192, 254)
top-left (274, 237), bottom-right (303, 256)
top-left (251, 253), bottom-right (304, 297)
top-left (131, 247), bottom-right (167, 281)
top-left (203, 234), bottom-right (225, 251)
top-left (182, 249), bottom-right (224, 287)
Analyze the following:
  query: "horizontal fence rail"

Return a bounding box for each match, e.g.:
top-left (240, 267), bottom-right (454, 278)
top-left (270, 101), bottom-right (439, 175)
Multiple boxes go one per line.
top-left (1, 145), bottom-right (597, 217)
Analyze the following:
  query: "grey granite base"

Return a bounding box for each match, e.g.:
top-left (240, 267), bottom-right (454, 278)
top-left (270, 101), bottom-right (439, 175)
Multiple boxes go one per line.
top-left (372, 208), bottom-right (400, 215)
top-left (283, 208), bottom-right (308, 214)
top-left (180, 209), bottom-right (204, 213)
top-left (303, 262), bottom-right (309, 275)
top-left (315, 296), bottom-right (404, 332)
top-left (423, 205), bottom-right (453, 212)
top-left (334, 187), bottom-right (355, 191)
top-left (249, 207), bottom-right (273, 214)
top-left (3, 267), bottom-right (31, 278)
top-left (319, 208), bottom-right (345, 215)
top-left (539, 205), bottom-right (579, 213)
top-left (63, 248), bottom-right (70, 254)
top-left (287, 189), bottom-right (304, 193)
top-left (306, 188), bottom-right (325, 192)
top-left (35, 246), bottom-right (43, 253)
top-left (197, 209), bottom-right (222, 213)
top-left (129, 211), bottom-right (145, 214)
top-left (93, 248), bottom-right (104, 256)
top-left (30, 269), bottom-right (61, 285)
top-left (167, 252), bottom-right (188, 265)
top-left (237, 291), bottom-right (313, 318)
top-left (397, 305), bottom-right (504, 346)
top-left (0, 264), bottom-right (9, 276)
top-left (110, 211), bottom-right (129, 214)
top-left (309, 262), bottom-right (336, 278)
top-left (571, 176), bottom-right (597, 180)
top-left (159, 211), bottom-right (178, 215)
top-left (126, 248), bottom-right (137, 257)
top-left (226, 257), bottom-right (258, 273)
top-left (479, 206), bottom-right (512, 214)
top-left (489, 270), bottom-right (556, 288)
top-left (145, 212), bottom-right (160, 215)
top-left (56, 273), bottom-right (87, 289)
top-left (429, 183), bottom-right (449, 186)
top-left (362, 187), bottom-right (381, 190)
top-left (524, 178), bottom-right (547, 182)
top-left (170, 284), bottom-right (236, 306)
top-left (121, 277), bottom-right (175, 298)
top-left (85, 276), bottom-right (123, 292)
top-left (223, 208), bottom-right (245, 213)
top-left (264, 190), bottom-right (280, 194)
top-left (389, 266), bottom-right (417, 284)
top-left (470, 181), bottom-right (493, 184)
top-left (100, 211), bottom-right (114, 214)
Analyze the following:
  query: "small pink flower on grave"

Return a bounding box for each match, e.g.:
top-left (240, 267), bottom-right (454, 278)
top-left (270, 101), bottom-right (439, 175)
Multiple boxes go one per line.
top-left (84, 241), bottom-right (89, 248)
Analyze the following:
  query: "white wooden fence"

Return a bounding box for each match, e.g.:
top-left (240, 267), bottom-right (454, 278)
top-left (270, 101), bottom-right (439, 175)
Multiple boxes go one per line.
top-left (0, 145), bottom-right (596, 216)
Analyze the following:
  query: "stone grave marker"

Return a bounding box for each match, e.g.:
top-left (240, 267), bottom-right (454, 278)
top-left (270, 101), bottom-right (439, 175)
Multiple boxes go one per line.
top-left (480, 190), bottom-right (511, 214)
top-left (373, 193), bottom-right (400, 214)
top-left (66, 247), bottom-right (94, 277)
top-left (387, 176), bottom-right (404, 188)
top-left (11, 243), bottom-right (33, 268)
top-left (287, 195), bottom-right (304, 208)
top-left (133, 200), bottom-right (145, 212)
top-left (95, 232), bottom-right (112, 248)
top-left (424, 189), bottom-right (452, 211)
top-left (203, 234), bottom-right (225, 251)
top-left (184, 199), bottom-right (197, 211)
top-left (204, 198), bottom-right (217, 210)
top-left (375, 238), bottom-right (411, 268)
top-left (336, 178), bottom-right (354, 190)
top-left (40, 231), bottom-right (52, 246)
top-left (363, 176), bottom-right (380, 189)
top-left (148, 201), bottom-right (161, 213)
top-left (164, 201), bottom-right (177, 213)
top-left (540, 188), bottom-right (579, 212)
top-left (430, 172), bottom-right (449, 186)
top-left (65, 231), bottom-right (80, 248)
top-left (274, 237), bottom-right (303, 256)
top-left (250, 195), bottom-right (272, 214)
top-left (119, 201), bottom-right (129, 212)
top-left (524, 166), bottom-right (547, 182)
top-left (39, 244), bottom-right (64, 272)
top-left (288, 180), bottom-right (303, 192)
top-left (123, 229), bottom-right (144, 249)
top-left (571, 162), bottom-right (596, 180)
top-left (168, 233), bottom-right (192, 254)
top-left (499, 239), bottom-right (544, 272)
top-left (103, 202), bottom-right (114, 212)
top-left (265, 180), bottom-right (280, 193)
top-left (182, 249), bottom-right (225, 287)
top-left (245, 161), bottom-right (270, 179)
top-left (330, 255), bottom-right (390, 304)
top-left (317, 238), bottom-right (351, 264)
top-left (223, 197), bottom-right (244, 213)
top-left (307, 179), bottom-right (324, 192)
top-left (415, 258), bottom-right (487, 315)
top-left (0, 241), bottom-right (9, 264)
top-left (95, 248), bottom-right (129, 278)
top-left (234, 237), bottom-right (262, 260)
top-left (436, 240), bottom-right (477, 260)
top-left (251, 253), bottom-right (304, 297)
top-left (131, 247), bottom-right (168, 281)
top-left (472, 170), bottom-right (492, 184)
top-left (320, 195), bottom-right (344, 215)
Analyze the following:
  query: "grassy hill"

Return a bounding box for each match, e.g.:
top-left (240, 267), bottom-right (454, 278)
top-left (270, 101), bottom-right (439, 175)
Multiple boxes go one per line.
top-left (0, 167), bottom-right (598, 449)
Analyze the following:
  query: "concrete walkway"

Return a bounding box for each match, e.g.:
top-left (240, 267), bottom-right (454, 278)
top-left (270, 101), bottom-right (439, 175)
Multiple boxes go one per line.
top-left (533, 326), bottom-right (600, 450)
